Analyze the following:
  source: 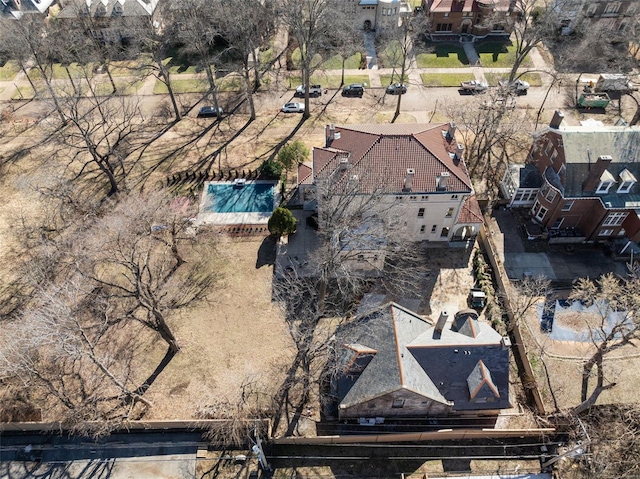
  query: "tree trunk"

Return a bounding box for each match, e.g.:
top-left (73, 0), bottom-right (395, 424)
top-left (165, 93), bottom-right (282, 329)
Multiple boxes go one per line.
top-left (152, 307), bottom-right (180, 353)
top-left (105, 62), bottom-right (117, 95)
top-left (158, 63), bottom-right (181, 121)
top-left (242, 59), bottom-right (256, 120)
top-left (250, 49), bottom-right (261, 93)
top-left (204, 64), bottom-right (219, 110)
top-left (535, 77), bottom-right (557, 129)
top-left (302, 55), bottom-right (311, 120)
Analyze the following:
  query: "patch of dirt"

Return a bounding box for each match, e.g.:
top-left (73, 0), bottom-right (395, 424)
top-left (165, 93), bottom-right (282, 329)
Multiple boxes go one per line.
top-left (144, 237), bottom-right (295, 420)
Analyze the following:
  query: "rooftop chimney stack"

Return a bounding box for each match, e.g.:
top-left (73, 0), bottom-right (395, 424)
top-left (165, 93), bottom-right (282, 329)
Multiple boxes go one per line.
top-left (455, 143), bottom-right (464, 161)
top-left (436, 172), bottom-right (450, 191)
top-left (447, 122), bottom-right (457, 141)
top-left (403, 168), bottom-right (415, 192)
top-left (582, 155), bottom-right (613, 192)
top-left (435, 311), bottom-right (448, 334)
top-left (549, 111), bottom-right (564, 129)
top-left (326, 124), bottom-right (335, 147)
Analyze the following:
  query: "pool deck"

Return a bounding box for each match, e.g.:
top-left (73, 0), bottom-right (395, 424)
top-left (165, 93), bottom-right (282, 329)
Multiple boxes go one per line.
top-left (194, 180), bottom-right (279, 226)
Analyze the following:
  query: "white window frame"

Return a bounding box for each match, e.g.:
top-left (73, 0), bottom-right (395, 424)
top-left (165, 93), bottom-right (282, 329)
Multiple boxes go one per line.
top-left (551, 217), bottom-right (564, 230)
top-left (603, 212), bottom-right (627, 226)
top-left (599, 229), bottom-right (614, 236)
top-left (532, 200), bottom-right (548, 221)
top-left (545, 187), bottom-right (557, 202)
top-left (562, 201), bottom-right (574, 211)
top-left (596, 181), bottom-right (613, 194)
top-left (603, 1), bottom-right (621, 14)
top-left (617, 181), bottom-right (634, 193)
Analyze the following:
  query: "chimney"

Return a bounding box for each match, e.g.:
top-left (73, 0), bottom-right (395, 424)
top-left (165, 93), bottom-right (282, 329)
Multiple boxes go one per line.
top-left (436, 172), bottom-right (450, 191)
top-left (455, 143), bottom-right (464, 161)
top-left (403, 168), bottom-right (415, 192)
top-left (549, 111), bottom-right (564, 129)
top-left (582, 155), bottom-right (613, 193)
top-left (435, 311), bottom-right (448, 334)
top-left (326, 124), bottom-right (335, 147)
top-left (501, 336), bottom-right (512, 349)
top-left (447, 122), bottom-right (457, 141)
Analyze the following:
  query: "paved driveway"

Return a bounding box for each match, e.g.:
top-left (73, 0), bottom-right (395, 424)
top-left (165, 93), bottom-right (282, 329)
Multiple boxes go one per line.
top-left (491, 209), bottom-right (628, 282)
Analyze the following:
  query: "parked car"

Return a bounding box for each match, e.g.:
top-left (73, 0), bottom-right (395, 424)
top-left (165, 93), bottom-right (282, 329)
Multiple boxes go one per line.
top-left (197, 106), bottom-right (223, 118)
top-left (295, 84), bottom-right (322, 97)
top-left (386, 83), bottom-right (407, 95)
top-left (498, 79), bottom-right (530, 95)
top-left (342, 84), bottom-right (365, 97)
top-left (282, 102), bottom-right (305, 113)
top-left (459, 80), bottom-right (488, 94)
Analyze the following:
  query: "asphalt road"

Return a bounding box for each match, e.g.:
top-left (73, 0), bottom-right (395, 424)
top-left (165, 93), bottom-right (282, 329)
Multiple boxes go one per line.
top-left (2, 82), bottom-right (575, 128)
top-left (0, 432), bottom-right (204, 479)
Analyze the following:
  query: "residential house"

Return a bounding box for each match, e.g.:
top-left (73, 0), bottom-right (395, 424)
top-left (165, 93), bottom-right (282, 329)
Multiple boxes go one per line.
top-left (500, 111), bottom-right (640, 250)
top-left (553, 0), bottom-right (638, 36)
top-left (299, 123), bottom-right (483, 245)
top-left (424, 0), bottom-right (518, 40)
top-left (326, 303), bottom-right (511, 420)
top-left (348, 0), bottom-right (412, 31)
top-left (56, 0), bottom-right (160, 43)
top-left (1, 0), bottom-right (55, 19)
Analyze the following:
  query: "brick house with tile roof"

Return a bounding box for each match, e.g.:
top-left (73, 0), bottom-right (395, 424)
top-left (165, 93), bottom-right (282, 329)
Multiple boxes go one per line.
top-left (424, 0), bottom-right (517, 39)
top-left (500, 111), bottom-right (640, 252)
top-left (299, 123), bottom-right (483, 244)
top-left (326, 303), bottom-right (511, 420)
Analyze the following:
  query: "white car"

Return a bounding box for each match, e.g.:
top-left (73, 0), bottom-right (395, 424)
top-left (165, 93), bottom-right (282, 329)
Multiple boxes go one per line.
top-left (282, 102), bottom-right (305, 113)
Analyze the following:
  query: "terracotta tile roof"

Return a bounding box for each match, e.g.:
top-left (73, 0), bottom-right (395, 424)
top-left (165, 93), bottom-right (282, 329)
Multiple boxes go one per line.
top-left (457, 195), bottom-right (484, 224)
top-left (313, 124), bottom-right (473, 195)
top-left (297, 163), bottom-right (313, 185)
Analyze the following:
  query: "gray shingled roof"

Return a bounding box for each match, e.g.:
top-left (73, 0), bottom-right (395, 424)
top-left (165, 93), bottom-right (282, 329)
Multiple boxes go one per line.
top-left (551, 126), bottom-right (640, 198)
top-left (333, 302), bottom-right (511, 412)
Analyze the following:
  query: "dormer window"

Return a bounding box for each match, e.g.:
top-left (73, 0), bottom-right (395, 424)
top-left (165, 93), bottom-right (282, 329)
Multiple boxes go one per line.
top-left (596, 181), bottom-right (613, 194)
top-left (617, 169), bottom-right (637, 193)
top-left (113, 2), bottom-right (123, 15)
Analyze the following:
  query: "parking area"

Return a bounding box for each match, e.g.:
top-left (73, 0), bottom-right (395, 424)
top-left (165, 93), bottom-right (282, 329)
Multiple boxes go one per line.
top-left (490, 208), bottom-right (628, 282)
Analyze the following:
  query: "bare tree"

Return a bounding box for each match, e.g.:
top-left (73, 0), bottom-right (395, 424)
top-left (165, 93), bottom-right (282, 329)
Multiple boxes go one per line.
top-left (445, 96), bottom-right (533, 200)
top-left (278, 0), bottom-right (345, 118)
top-left (569, 271), bottom-right (640, 415)
top-left (75, 191), bottom-right (220, 353)
top-left (216, 0), bottom-right (277, 120)
top-left (0, 16), bottom-right (66, 122)
top-left (169, 0), bottom-right (224, 111)
top-left (508, 274), bottom-right (552, 331)
top-left (377, 13), bottom-right (429, 122)
top-left (131, 8), bottom-right (183, 121)
top-left (0, 279), bottom-right (151, 436)
top-left (52, 89), bottom-right (144, 198)
top-left (504, 0), bottom-right (558, 82)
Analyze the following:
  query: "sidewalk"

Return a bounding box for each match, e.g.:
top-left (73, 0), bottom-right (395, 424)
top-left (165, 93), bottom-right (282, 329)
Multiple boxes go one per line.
top-left (0, 44), bottom-right (553, 103)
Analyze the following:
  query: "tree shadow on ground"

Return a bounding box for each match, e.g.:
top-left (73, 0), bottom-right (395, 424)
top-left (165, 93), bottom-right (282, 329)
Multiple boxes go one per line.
top-left (256, 235), bottom-right (277, 269)
top-left (0, 458), bottom-right (116, 478)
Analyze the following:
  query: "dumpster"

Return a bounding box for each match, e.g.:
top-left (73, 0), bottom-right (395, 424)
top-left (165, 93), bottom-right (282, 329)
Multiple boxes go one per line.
top-left (577, 92), bottom-right (610, 109)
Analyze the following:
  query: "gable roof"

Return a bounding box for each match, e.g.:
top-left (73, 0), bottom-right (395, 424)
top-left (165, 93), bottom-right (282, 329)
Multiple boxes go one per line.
top-left (334, 302), bottom-right (510, 412)
top-left (57, 0), bottom-right (158, 18)
top-left (313, 124), bottom-right (473, 195)
top-left (337, 303), bottom-right (450, 409)
top-left (467, 360), bottom-right (500, 400)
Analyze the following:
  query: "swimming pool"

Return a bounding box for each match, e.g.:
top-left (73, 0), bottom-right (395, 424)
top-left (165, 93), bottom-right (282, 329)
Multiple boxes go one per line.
top-left (204, 181), bottom-right (276, 213)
